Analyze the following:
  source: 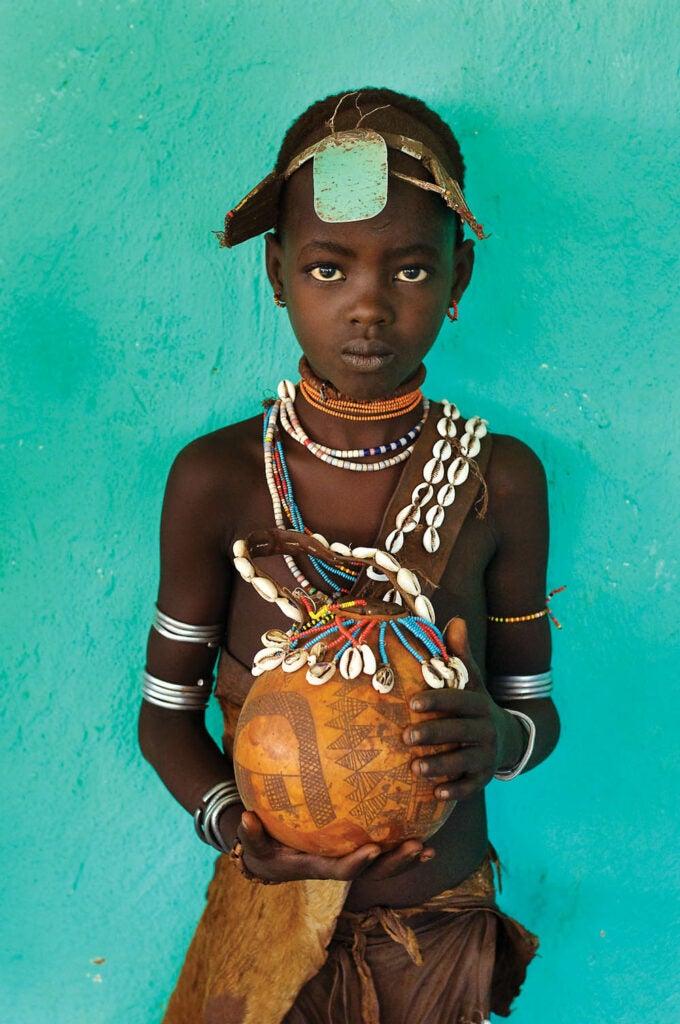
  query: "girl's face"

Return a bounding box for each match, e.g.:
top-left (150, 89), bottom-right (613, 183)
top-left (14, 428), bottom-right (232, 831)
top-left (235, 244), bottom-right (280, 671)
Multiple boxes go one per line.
top-left (266, 155), bottom-right (474, 401)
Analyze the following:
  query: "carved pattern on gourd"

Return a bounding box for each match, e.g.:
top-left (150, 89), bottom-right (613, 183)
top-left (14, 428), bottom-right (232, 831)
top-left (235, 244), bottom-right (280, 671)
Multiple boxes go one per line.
top-left (264, 773), bottom-right (292, 812)
top-left (320, 673), bottom-right (432, 830)
top-left (236, 690), bottom-right (335, 828)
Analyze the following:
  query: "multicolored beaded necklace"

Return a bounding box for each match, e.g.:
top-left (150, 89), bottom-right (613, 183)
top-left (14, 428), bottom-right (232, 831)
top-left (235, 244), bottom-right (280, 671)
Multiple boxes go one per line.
top-left (262, 378), bottom-right (489, 599)
top-left (264, 380), bottom-right (427, 596)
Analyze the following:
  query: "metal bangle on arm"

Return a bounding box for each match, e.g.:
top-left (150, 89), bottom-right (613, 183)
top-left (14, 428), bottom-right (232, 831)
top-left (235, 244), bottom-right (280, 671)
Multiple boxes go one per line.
top-left (493, 709), bottom-right (537, 782)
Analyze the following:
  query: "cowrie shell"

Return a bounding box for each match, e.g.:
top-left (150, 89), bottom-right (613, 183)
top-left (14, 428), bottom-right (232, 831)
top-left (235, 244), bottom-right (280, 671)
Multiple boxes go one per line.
top-left (366, 565), bottom-right (388, 581)
top-left (423, 458), bottom-right (445, 484)
top-left (395, 504), bottom-right (420, 532)
top-left (385, 529), bottom-right (405, 554)
top-left (253, 647), bottom-right (285, 671)
top-left (340, 646), bottom-right (363, 680)
top-left (277, 379), bottom-right (296, 402)
top-left (275, 596), bottom-right (303, 621)
top-left (359, 644), bottom-right (377, 676)
top-left (232, 539), bottom-right (247, 559)
top-left (261, 629), bottom-right (290, 649)
top-left (437, 483), bottom-right (457, 507)
top-left (282, 649), bottom-right (308, 673)
top-left (425, 505), bottom-right (445, 529)
top-left (308, 641), bottom-right (328, 662)
top-left (374, 549), bottom-right (401, 573)
top-left (441, 400), bottom-right (460, 420)
top-left (447, 458), bottom-right (470, 486)
top-left (234, 556), bottom-right (256, 581)
top-left (411, 482), bottom-right (433, 505)
top-left (311, 532), bottom-right (329, 548)
top-left (306, 662), bottom-right (336, 685)
top-left (396, 567), bottom-right (421, 597)
top-left (460, 433), bottom-right (481, 459)
top-left (422, 661), bottom-right (446, 688)
top-left (372, 665), bottom-right (395, 693)
top-left (251, 663), bottom-right (265, 677)
top-left (466, 416), bottom-right (488, 438)
top-left (330, 541), bottom-right (352, 557)
top-left (437, 416), bottom-right (457, 439)
top-left (414, 594), bottom-right (436, 622)
top-left (382, 589), bottom-right (403, 606)
top-left (432, 439), bottom-right (452, 461)
top-left (423, 527), bottom-right (441, 554)
top-left (352, 546), bottom-right (377, 560)
top-left (429, 657), bottom-right (456, 683)
top-left (251, 576), bottom-right (279, 602)
top-left (446, 656), bottom-right (469, 689)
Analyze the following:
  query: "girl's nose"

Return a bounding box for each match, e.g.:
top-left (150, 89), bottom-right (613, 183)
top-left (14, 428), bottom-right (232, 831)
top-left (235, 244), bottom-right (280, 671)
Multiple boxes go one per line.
top-left (346, 278), bottom-right (395, 328)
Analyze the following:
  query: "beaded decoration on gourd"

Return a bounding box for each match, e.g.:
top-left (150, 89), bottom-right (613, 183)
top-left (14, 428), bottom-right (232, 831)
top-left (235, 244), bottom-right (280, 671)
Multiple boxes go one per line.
top-left (233, 532), bottom-right (468, 693)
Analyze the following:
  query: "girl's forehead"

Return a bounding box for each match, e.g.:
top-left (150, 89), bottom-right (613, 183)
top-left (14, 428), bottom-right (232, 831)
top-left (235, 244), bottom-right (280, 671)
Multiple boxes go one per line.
top-left (279, 160), bottom-right (455, 251)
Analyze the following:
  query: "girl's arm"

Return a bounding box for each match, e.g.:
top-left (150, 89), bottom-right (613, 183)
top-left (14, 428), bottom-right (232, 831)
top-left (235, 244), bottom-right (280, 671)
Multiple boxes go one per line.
top-left (139, 441), bottom-right (430, 879)
top-left (138, 441), bottom-right (244, 842)
top-left (402, 435), bottom-right (560, 797)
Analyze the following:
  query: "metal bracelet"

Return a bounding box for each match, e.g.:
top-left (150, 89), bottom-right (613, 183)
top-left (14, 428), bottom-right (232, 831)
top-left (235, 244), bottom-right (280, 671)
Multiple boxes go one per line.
top-left (494, 708), bottom-right (536, 781)
top-left (487, 670), bottom-right (553, 701)
top-left (152, 606), bottom-right (224, 646)
top-left (194, 780), bottom-right (243, 854)
top-left (142, 670), bottom-right (213, 711)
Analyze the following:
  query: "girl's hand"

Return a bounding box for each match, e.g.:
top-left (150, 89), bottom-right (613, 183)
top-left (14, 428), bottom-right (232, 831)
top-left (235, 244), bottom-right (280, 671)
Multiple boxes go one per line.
top-left (402, 617), bottom-right (523, 800)
top-left (234, 810), bottom-right (435, 885)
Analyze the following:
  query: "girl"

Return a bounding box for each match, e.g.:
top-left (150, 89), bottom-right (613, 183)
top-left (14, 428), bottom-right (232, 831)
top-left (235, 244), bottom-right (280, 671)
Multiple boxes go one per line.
top-left (140, 88), bottom-right (560, 1024)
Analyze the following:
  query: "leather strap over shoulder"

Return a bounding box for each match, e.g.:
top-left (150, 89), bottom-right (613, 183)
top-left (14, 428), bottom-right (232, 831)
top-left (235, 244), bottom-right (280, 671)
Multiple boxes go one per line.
top-left (353, 403), bottom-right (493, 600)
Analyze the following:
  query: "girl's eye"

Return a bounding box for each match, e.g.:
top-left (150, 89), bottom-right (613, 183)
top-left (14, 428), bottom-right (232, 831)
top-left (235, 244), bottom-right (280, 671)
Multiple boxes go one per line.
top-left (308, 265), bottom-right (345, 282)
top-left (395, 266), bottom-right (430, 282)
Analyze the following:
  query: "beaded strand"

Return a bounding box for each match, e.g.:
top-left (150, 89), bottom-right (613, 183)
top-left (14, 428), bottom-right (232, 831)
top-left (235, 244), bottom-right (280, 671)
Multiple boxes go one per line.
top-left (487, 587), bottom-right (566, 629)
top-left (299, 377), bottom-right (423, 421)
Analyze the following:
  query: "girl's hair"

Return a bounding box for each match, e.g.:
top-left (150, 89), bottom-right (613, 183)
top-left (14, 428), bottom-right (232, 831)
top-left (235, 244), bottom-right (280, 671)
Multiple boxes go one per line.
top-left (274, 88), bottom-right (468, 245)
top-left (275, 87), bottom-right (466, 184)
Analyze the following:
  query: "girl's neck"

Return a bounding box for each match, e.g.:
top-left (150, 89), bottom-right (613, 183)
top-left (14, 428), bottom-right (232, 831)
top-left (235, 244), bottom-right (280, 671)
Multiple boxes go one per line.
top-left (294, 357), bottom-right (427, 449)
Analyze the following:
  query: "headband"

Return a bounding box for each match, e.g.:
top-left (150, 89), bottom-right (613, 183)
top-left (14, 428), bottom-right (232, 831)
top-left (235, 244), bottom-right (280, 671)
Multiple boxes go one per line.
top-left (218, 126), bottom-right (486, 247)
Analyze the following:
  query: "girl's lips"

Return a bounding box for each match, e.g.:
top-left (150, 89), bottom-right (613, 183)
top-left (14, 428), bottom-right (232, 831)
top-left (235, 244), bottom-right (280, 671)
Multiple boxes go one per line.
top-left (340, 345), bottom-right (394, 372)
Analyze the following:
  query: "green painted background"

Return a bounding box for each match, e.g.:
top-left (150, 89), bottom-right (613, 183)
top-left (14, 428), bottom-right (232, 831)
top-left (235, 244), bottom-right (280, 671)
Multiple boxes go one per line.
top-left (2, 2), bottom-right (678, 1020)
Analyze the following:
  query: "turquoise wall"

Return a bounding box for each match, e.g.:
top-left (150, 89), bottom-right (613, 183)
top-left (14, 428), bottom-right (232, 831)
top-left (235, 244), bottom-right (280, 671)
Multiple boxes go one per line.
top-left (3, 2), bottom-right (678, 1020)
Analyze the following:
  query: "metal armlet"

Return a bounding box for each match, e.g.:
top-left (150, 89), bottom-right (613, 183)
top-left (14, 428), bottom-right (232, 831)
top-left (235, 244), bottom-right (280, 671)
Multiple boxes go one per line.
top-left (152, 606), bottom-right (223, 647)
top-left (141, 670), bottom-right (213, 711)
top-left (487, 670), bottom-right (553, 701)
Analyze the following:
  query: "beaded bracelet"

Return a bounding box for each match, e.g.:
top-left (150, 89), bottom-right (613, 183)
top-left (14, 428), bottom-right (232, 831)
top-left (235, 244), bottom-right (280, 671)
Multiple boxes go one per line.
top-left (494, 709), bottom-right (536, 781)
top-left (194, 780), bottom-right (243, 854)
top-left (487, 587), bottom-right (566, 630)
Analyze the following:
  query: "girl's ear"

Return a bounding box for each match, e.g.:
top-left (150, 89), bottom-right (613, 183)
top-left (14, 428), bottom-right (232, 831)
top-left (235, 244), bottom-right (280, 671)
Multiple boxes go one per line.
top-left (451, 239), bottom-right (475, 303)
top-left (265, 233), bottom-right (284, 292)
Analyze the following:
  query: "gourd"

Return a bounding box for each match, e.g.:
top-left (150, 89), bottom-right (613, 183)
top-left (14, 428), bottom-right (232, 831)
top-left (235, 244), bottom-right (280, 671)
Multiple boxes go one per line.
top-left (232, 530), bottom-right (467, 857)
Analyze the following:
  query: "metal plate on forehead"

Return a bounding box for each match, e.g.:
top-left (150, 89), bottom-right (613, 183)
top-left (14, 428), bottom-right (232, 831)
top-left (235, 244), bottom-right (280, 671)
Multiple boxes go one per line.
top-left (313, 130), bottom-right (388, 223)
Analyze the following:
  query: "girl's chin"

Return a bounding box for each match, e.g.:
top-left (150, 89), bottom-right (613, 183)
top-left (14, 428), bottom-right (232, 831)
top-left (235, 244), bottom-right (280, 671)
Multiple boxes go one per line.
top-left (302, 358), bottom-right (416, 402)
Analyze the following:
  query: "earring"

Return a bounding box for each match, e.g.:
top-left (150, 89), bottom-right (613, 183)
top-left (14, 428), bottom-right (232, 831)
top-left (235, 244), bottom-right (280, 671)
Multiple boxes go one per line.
top-left (273, 291), bottom-right (287, 308)
top-left (446, 300), bottom-right (459, 322)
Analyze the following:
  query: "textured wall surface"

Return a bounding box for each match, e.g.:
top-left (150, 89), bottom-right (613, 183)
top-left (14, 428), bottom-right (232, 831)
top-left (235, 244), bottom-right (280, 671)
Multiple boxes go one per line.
top-left (2, 1), bottom-right (679, 1021)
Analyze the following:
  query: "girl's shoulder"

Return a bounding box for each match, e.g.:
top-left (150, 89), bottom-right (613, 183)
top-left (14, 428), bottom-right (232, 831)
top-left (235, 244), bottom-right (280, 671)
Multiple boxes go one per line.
top-left (485, 432), bottom-right (547, 497)
top-left (163, 412), bottom-right (265, 510)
